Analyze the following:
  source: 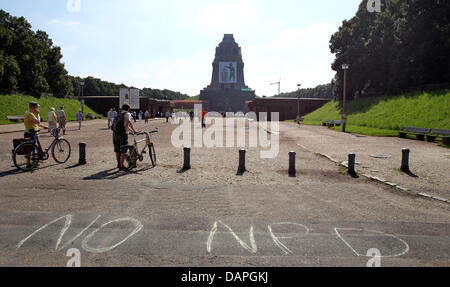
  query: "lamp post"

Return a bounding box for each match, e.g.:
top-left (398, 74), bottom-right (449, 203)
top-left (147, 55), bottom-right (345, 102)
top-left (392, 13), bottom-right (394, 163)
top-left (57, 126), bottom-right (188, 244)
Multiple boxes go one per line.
top-left (341, 64), bottom-right (349, 132)
top-left (80, 82), bottom-right (85, 114)
top-left (297, 84), bottom-right (301, 122)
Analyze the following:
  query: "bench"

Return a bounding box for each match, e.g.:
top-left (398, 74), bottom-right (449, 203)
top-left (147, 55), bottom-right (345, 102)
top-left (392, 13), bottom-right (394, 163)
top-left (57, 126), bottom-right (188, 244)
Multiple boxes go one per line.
top-left (398, 127), bottom-right (431, 141)
top-left (86, 113), bottom-right (101, 120)
top-left (295, 117), bottom-right (304, 124)
top-left (322, 120), bottom-right (344, 128)
top-left (428, 129), bottom-right (450, 145)
top-left (7, 116), bottom-right (25, 123)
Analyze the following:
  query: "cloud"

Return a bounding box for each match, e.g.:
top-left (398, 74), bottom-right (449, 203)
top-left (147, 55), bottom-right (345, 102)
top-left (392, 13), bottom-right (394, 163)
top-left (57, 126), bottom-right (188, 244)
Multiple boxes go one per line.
top-left (244, 22), bottom-right (337, 96)
top-left (197, 0), bottom-right (260, 33)
top-left (89, 22), bottom-right (337, 97)
top-left (49, 19), bottom-right (82, 28)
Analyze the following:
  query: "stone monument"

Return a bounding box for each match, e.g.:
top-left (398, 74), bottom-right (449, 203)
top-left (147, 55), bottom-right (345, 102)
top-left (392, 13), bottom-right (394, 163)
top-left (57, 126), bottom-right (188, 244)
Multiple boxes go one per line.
top-left (199, 34), bottom-right (256, 112)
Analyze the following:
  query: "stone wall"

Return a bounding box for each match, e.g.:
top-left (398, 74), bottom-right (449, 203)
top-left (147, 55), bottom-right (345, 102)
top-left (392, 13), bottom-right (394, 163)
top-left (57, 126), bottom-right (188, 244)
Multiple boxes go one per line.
top-left (248, 98), bottom-right (331, 121)
top-left (80, 97), bottom-right (173, 117)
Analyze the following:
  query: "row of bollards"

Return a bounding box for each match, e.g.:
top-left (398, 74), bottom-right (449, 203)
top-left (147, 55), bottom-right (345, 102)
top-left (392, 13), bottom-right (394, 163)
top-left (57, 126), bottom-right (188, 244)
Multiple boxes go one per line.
top-left (182, 148), bottom-right (413, 177)
top-left (346, 148), bottom-right (411, 175)
top-left (78, 143), bottom-right (413, 177)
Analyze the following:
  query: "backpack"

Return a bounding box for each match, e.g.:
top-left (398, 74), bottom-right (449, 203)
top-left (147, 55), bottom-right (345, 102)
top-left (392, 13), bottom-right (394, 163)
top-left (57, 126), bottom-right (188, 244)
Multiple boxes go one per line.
top-left (112, 113), bottom-right (126, 134)
top-left (12, 138), bottom-right (33, 155)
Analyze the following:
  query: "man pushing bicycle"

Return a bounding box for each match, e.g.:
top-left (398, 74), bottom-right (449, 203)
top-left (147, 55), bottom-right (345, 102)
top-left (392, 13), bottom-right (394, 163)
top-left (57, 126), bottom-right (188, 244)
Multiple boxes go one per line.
top-left (112, 103), bottom-right (139, 169)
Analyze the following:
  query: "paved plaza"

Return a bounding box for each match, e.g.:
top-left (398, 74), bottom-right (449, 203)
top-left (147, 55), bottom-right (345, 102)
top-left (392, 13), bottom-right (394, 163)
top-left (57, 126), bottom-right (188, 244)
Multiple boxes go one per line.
top-left (0, 119), bottom-right (448, 266)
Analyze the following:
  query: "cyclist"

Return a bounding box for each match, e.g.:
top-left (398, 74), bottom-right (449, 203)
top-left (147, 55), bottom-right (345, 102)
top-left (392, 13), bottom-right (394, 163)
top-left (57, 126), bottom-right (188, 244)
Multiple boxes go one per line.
top-left (24, 102), bottom-right (49, 167)
top-left (112, 103), bottom-right (139, 169)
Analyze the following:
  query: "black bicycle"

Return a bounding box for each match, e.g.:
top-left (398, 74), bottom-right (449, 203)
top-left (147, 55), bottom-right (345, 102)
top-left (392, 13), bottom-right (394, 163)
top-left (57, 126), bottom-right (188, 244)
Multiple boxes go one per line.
top-left (118, 130), bottom-right (158, 172)
top-left (12, 128), bottom-right (71, 171)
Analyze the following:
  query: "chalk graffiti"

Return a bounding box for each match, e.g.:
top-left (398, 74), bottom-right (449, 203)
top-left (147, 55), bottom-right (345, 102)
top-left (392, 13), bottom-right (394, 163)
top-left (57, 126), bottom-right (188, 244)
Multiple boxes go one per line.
top-left (15, 215), bottom-right (410, 260)
top-left (206, 221), bottom-right (410, 258)
top-left (334, 228), bottom-right (410, 258)
top-left (207, 220), bottom-right (257, 254)
top-left (16, 215), bottom-right (143, 254)
top-left (268, 222), bottom-right (310, 255)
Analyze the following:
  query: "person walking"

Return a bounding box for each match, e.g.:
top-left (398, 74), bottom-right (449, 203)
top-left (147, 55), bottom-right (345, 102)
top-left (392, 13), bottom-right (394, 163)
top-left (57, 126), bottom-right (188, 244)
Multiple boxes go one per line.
top-left (47, 107), bottom-right (57, 133)
top-left (165, 111), bottom-right (170, 123)
top-left (57, 106), bottom-right (67, 135)
top-left (76, 110), bottom-right (83, 130)
top-left (171, 111), bottom-right (176, 123)
top-left (107, 108), bottom-right (114, 129)
top-left (112, 103), bottom-right (138, 169)
top-left (201, 109), bottom-right (207, 128)
top-left (144, 110), bottom-right (150, 123)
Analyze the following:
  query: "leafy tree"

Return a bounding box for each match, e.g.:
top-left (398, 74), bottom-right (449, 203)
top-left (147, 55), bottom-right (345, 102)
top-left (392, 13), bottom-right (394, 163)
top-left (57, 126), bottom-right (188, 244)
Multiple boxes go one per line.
top-left (329, 0), bottom-right (450, 103)
top-left (0, 10), bottom-right (70, 96)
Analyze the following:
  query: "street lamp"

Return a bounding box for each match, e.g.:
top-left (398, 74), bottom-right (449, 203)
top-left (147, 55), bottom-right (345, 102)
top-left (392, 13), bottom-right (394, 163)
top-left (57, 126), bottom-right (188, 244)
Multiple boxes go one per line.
top-left (341, 64), bottom-right (350, 132)
top-left (297, 84), bottom-right (301, 122)
top-left (80, 82), bottom-right (85, 113)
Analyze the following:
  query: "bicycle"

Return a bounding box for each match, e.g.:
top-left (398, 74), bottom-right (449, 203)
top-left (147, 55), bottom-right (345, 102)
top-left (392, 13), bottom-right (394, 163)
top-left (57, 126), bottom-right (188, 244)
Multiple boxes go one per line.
top-left (12, 128), bottom-right (71, 171)
top-left (118, 130), bottom-right (158, 172)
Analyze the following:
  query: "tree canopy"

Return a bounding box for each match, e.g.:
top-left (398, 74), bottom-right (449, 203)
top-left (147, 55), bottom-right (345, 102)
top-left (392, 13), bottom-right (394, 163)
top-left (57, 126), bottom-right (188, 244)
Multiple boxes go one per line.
top-left (275, 84), bottom-right (333, 99)
top-left (330, 0), bottom-right (450, 102)
top-left (0, 9), bottom-right (190, 100)
top-left (0, 10), bottom-right (70, 97)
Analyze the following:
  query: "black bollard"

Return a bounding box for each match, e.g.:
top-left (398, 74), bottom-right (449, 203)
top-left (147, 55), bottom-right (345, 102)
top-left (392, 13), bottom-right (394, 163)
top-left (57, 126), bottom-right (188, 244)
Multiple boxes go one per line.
top-left (401, 148), bottom-right (410, 172)
top-left (289, 151), bottom-right (296, 177)
top-left (183, 147), bottom-right (191, 170)
top-left (79, 142), bottom-right (87, 165)
top-left (237, 149), bottom-right (246, 175)
top-left (348, 153), bottom-right (356, 175)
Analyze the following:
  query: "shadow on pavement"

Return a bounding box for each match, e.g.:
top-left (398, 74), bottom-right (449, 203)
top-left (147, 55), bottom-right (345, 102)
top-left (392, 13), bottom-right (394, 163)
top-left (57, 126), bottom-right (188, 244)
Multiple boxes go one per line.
top-left (0, 169), bottom-right (22, 178)
top-left (0, 163), bottom-right (59, 178)
top-left (404, 170), bottom-right (419, 178)
top-left (83, 166), bottom-right (155, 180)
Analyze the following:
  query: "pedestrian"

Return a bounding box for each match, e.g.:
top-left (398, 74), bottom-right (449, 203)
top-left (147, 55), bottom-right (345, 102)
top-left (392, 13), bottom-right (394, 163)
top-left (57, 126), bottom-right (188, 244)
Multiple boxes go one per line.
top-left (133, 111), bottom-right (137, 123)
top-left (165, 111), bottom-right (170, 123)
top-left (189, 111), bottom-right (194, 121)
top-left (171, 111), bottom-right (176, 123)
top-left (138, 111), bottom-right (143, 121)
top-left (201, 109), bottom-right (207, 128)
top-left (47, 107), bottom-right (57, 133)
top-left (112, 103), bottom-right (138, 169)
top-left (76, 110), bottom-right (83, 130)
top-left (107, 108), bottom-right (114, 129)
top-left (57, 105), bottom-right (67, 135)
top-left (144, 110), bottom-right (150, 123)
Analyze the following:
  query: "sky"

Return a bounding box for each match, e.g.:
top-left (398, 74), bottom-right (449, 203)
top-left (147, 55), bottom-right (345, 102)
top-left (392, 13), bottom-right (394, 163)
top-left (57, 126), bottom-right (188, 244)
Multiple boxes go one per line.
top-left (0, 0), bottom-right (362, 97)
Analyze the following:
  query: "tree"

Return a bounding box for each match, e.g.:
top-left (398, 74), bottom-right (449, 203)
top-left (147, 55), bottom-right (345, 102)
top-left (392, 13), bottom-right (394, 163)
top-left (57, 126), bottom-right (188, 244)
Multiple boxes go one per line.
top-left (329, 0), bottom-right (450, 103)
top-left (0, 10), bottom-right (70, 96)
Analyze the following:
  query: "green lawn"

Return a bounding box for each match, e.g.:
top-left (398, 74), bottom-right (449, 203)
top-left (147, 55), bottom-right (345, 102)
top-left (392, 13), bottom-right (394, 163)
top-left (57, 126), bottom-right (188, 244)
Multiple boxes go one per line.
top-left (0, 94), bottom-right (101, 125)
top-left (302, 90), bottom-right (450, 136)
top-left (174, 109), bottom-right (194, 113)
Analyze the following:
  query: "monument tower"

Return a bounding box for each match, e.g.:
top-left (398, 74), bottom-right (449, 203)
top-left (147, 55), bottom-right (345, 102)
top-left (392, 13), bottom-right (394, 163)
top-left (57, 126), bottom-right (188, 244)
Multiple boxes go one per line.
top-left (199, 34), bottom-right (256, 112)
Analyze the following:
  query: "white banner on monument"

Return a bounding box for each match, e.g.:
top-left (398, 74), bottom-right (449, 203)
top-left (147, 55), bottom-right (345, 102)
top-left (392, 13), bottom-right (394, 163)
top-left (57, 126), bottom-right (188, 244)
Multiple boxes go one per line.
top-left (219, 62), bottom-right (237, 84)
top-left (119, 88), bottom-right (140, 110)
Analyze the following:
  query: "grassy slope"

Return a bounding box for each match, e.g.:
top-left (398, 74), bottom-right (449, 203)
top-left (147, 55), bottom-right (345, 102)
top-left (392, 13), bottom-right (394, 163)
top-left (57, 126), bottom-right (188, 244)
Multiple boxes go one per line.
top-left (0, 94), bottom-right (101, 125)
top-left (303, 90), bottom-right (450, 136)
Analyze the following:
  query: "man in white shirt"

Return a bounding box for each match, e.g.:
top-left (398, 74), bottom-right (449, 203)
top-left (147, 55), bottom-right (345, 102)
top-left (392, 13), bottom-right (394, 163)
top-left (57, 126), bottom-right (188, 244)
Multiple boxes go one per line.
top-left (57, 106), bottom-right (67, 135)
top-left (47, 107), bottom-right (57, 133)
top-left (107, 108), bottom-right (114, 129)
